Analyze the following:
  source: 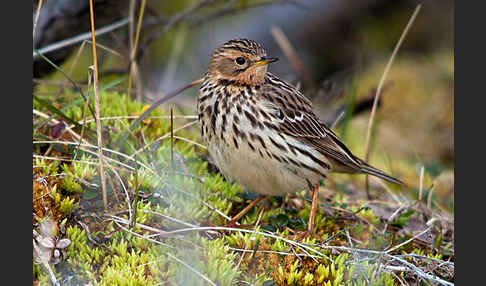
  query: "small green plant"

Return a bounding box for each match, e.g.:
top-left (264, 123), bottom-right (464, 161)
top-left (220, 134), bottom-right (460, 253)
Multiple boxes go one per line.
top-left (59, 196), bottom-right (77, 215)
top-left (60, 174), bottom-right (83, 193)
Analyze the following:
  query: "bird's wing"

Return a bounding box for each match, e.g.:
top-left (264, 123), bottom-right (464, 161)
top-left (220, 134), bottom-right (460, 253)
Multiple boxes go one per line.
top-left (261, 73), bottom-right (363, 171)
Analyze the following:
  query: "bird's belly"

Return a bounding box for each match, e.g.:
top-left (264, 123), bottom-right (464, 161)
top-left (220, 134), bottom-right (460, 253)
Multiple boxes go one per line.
top-left (207, 137), bottom-right (322, 196)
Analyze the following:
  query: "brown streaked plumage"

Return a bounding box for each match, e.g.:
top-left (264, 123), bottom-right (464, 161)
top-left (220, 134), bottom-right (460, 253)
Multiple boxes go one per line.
top-left (198, 39), bottom-right (402, 235)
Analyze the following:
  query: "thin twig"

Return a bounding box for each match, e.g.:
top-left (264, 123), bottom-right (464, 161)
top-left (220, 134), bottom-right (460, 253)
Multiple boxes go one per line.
top-left (33, 0), bottom-right (43, 40)
top-left (172, 135), bottom-right (207, 150)
top-left (111, 168), bottom-right (132, 227)
top-left (330, 110), bottom-right (345, 129)
top-left (385, 227), bottom-right (431, 254)
top-left (111, 219), bottom-right (174, 248)
top-left (63, 41), bottom-right (88, 95)
top-left (84, 40), bottom-right (124, 58)
top-left (375, 177), bottom-right (403, 205)
top-left (33, 18), bottom-right (129, 59)
top-left (363, 4), bottom-right (422, 196)
top-left (270, 25), bottom-right (312, 86)
top-left (141, 210), bottom-right (197, 228)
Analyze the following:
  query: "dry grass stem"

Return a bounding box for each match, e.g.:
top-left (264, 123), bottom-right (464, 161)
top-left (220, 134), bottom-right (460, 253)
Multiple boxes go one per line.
top-left (84, 40), bottom-right (124, 58)
top-left (330, 110), bottom-right (346, 129)
top-left (111, 169), bottom-right (133, 226)
top-left (89, 0), bottom-right (108, 210)
top-left (141, 210), bottom-right (197, 228)
top-left (109, 215), bottom-right (171, 236)
top-left (129, 0), bottom-right (136, 50)
top-left (127, 0), bottom-right (146, 100)
top-left (427, 184), bottom-right (435, 209)
top-left (111, 219), bottom-right (174, 249)
top-left (270, 25), bottom-right (312, 86)
top-left (63, 41), bottom-right (88, 96)
top-left (418, 166), bottom-right (424, 201)
top-left (363, 4), bottom-right (422, 195)
top-left (385, 227), bottom-right (431, 254)
top-left (375, 177), bottom-right (403, 205)
top-left (172, 135), bottom-right (207, 150)
top-left (33, 0), bottom-right (43, 39)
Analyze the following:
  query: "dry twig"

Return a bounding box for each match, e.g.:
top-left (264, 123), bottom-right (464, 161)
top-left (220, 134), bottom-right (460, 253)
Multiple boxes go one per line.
top-left (89, 0), bottom-right (108, 210)
top-left (33, 0), bottom-right (43, 39)
top-left (270, 25), bottom-right (312, 86)
top-left (363, 4), bottom-right (422, 197)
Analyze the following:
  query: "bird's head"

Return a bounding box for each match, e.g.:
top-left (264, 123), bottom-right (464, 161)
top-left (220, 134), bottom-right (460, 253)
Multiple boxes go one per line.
top-left (207, 39), bottom-right (278, 86)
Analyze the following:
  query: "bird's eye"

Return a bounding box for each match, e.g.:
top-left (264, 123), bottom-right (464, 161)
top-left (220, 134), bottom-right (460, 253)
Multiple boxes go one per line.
top-left (235, 57), bottom-right (246, 65)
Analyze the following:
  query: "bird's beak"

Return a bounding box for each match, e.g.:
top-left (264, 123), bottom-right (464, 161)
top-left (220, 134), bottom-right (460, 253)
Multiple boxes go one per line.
top-left (252, 57), bottom-right (279, 66)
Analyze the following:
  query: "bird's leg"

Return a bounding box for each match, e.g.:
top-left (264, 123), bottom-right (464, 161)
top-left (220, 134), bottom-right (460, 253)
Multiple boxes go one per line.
top-left (291, 183), bottom-right (320, 240)
top-left (225, 195), bottom-right (266, 227)
top-left (307, 183), bottom-right (320, 233)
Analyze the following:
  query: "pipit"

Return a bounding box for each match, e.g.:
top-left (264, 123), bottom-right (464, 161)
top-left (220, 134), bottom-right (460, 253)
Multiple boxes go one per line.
top-left (198, 39), bottom-right (402, 236)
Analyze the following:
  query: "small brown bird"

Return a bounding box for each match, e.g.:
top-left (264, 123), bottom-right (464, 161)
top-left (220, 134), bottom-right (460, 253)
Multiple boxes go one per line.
top-left (198, 39), bottom-right (402, 236)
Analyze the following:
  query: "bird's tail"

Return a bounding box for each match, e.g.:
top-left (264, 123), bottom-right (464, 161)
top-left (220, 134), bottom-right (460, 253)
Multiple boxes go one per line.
top-left (359, 161), bottom-right (404, 185)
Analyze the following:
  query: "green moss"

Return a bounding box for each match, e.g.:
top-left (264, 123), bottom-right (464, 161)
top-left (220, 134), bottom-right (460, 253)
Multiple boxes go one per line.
top-left (59, 196), bottom-right (77, 215)
top-left (34, 157), bottom-right (60, 176)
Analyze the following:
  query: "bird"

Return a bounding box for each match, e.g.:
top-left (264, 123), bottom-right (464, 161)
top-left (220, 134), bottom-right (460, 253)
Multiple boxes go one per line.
top-left (197, 38), bottom-right (403, 236)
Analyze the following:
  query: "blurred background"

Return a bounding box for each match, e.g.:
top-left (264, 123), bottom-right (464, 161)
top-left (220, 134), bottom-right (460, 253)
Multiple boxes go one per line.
top-left (34, 0), bottom-right (454, 203)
